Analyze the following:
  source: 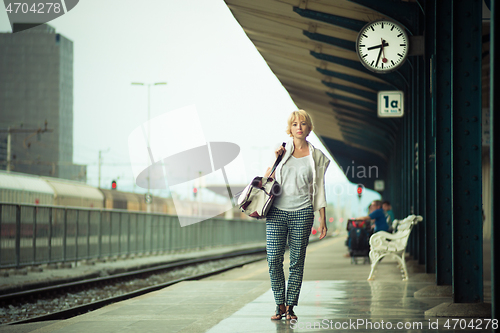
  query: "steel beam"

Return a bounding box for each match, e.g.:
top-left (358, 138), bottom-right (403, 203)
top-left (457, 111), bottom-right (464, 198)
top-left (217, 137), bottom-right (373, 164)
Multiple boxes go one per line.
top-left (293, 7), bottom-right (366, 32)
top-left (334, 110), bottom-right (398, 136)
top-left (348, 0), bottom-right (420, 35)
top-left (434, 0), bottom-right (453, 287)
top-left (311, 51), bottom-right (408, 90)
top-left (397, 118), bottom-right (404, 217)
top-left (451, 0), bottom-right (483, 303)
top-left (417, 56), bottom-right (426, 266)
top-left (317, 68), bottom-right (395, 91)
top-left (303, 31), bottom-right (356, 52)
top-left (322, 80), bottom-right (377, 101)
top-left (410, 56), bottom-right (418, 260)
top-left (406, 102), bottom-right (414, 257)
top-left (424, 0), bottom-right (436, 274)
top-left (491, 0), bottom-right (499, 321)
top-left (326, 92), bottom-right (375, 110)
top-left (336, 119), bottom-right (396, 148)
top-left (340, 133), bottom-right (392, 152)
top-left (339, 123), bottom-right (392, 143)
top-left (330, 102), bottom-right (400, 132)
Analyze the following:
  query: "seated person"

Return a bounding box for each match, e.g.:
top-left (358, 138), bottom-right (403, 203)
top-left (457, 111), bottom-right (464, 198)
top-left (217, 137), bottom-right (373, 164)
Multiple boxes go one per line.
top-left (383, 200), bottom-right (395, 232)
top-left (353, 200), bottom-right (389, 233)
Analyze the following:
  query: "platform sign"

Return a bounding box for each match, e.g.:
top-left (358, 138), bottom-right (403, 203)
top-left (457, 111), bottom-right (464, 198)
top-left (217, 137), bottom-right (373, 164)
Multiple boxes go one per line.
top-left (378, 91), bottom-right (404, 117)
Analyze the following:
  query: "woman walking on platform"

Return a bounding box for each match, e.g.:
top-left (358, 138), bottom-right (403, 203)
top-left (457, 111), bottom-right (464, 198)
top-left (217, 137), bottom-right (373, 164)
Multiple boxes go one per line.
top-left (264, 110), bottom-right (330, 320)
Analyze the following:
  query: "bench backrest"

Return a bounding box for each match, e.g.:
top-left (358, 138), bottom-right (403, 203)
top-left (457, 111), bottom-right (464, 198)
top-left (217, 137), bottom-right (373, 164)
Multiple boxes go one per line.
top-left (369, 215), bottom-right (423, 252)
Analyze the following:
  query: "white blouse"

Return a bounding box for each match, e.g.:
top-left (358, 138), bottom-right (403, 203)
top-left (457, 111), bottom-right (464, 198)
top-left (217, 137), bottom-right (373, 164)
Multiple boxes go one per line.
top-left (272, 154), bottom-right (313, 211)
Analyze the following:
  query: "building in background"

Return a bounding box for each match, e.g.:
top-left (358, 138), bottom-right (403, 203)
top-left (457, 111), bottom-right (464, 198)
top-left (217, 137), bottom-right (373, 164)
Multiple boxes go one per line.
top-left (0, 23), bottom-right (86, 181)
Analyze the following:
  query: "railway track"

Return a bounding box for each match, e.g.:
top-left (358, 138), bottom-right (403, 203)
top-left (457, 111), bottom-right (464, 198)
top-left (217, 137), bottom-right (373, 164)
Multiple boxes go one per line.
top-left (0, 249), bottom-right (266, 326)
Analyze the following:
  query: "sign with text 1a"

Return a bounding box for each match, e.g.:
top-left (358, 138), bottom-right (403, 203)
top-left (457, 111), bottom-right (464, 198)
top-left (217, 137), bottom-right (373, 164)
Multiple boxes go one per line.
top-left (378, 91), bottom-right (404, 117)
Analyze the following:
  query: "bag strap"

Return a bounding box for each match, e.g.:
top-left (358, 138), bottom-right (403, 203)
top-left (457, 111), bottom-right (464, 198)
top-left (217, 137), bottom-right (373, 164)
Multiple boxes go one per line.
top-left (268, 142), bottom-right (286, 179)
top-left (233, 142), bottom-right (287, 201)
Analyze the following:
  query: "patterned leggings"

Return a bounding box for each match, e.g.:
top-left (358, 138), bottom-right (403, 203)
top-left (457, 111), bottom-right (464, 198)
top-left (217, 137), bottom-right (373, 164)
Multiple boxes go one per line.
top-left (266, 205), bottom-right (314, 306)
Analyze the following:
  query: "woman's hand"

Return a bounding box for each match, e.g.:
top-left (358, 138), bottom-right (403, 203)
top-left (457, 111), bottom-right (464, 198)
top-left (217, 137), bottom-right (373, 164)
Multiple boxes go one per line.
top-left (275, 145), bottom-right (286, 159)
top-left (318, 207), bottom-right (327, 240)
top-left (318, 222), bottom-right (327, 240)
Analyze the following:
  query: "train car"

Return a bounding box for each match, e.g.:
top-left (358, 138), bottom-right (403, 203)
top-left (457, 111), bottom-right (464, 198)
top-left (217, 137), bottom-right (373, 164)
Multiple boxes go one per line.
top-left (99, 188), bottom-right (141, 211)
top-left (41, 177), bottom-right (104, 208)
top-left (0, 171), bottom-right (234, 218)
top-left (143, 195), bottom-right (176, 214)
top-left (0, 170), bottom-right (54, 205)
top-left (99, 189), bottom-right (177, 214)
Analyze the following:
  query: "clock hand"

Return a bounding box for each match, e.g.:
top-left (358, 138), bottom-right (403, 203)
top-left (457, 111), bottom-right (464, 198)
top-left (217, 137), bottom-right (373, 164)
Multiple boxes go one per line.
top-left (367, 41), bottom-right (389, 51)
top-left (375, 47), bottom-right (382, 67)
top-left (381, 38), bottom-right (387, 63)
top-left (367, 44), bottom-right (382, 51)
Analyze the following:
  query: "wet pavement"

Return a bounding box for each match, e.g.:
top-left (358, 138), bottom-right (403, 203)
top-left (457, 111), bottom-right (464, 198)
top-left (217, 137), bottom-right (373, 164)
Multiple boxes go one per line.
top-left (0, 235), bottom-right (493, 332)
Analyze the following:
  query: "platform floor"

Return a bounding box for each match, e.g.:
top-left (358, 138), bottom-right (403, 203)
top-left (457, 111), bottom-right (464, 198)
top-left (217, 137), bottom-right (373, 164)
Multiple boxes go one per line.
top-left (0, 236), bottom-right (493, 333)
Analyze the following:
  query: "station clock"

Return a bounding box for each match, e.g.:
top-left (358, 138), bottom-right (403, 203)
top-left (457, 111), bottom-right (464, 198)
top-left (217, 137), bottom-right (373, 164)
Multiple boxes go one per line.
top-left (356, 20), bottom-right (410, 73)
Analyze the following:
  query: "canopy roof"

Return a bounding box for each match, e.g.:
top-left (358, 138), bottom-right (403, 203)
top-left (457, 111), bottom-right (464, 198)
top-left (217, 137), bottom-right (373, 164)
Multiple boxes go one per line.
top-left (225, 0), bottom-right (418, 188)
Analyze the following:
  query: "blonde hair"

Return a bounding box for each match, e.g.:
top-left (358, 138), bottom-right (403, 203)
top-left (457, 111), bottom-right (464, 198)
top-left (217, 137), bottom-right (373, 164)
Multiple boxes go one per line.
top-left (286, 110), bottom-right (313, 137)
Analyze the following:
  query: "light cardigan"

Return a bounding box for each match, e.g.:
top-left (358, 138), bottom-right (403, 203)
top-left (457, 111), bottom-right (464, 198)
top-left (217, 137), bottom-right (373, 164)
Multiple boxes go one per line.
top-left (275, 139), bottom-right (330, 212)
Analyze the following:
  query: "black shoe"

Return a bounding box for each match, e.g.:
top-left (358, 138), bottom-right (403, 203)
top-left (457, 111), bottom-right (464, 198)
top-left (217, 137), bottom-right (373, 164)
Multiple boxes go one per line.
top-left (286, 305), bottom-right (297, 320)
top-left (271, 304), bottom-right (285, 320)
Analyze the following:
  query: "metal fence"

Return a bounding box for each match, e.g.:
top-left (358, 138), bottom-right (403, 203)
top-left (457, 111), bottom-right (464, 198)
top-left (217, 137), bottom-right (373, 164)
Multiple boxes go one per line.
top-left (0, 202), bottom-right (266, 269)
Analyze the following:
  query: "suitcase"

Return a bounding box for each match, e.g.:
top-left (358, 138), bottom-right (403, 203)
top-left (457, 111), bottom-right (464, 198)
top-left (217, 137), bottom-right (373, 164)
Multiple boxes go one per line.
top-left (348, 225), bottom-right (370, 265)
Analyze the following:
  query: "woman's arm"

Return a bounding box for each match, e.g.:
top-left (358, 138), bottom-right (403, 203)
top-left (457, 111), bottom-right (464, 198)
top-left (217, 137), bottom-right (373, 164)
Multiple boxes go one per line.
top-left (264, 167), bottom-right (272, 178)
top-left (318, 207), bottom-right (327, 240)
top-left (264, 145), bottom-right (286, 178)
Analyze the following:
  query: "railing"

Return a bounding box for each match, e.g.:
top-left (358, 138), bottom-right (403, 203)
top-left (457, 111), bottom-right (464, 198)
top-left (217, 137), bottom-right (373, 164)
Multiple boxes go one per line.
top-left (0, 202), bottom-right (266, 269)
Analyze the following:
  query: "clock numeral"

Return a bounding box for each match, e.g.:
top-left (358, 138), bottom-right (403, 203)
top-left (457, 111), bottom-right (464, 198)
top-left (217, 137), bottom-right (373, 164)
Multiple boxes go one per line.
top-left (397, 33), bottom-right (403, 37)
top-left (362, 54), bottom-right (368, 58)
top-left (363, 34), bottom-right (368, 38)
top-left (381, 63), bottom-right (384, 69)
top-left (391, 60), bottom-right (395, 65)
top-left (400, 44), bottom-right (406, 47)
top-left (391, 25), bottom-right (395, 31)
top-left (370, 26), bottom-right (374, 31)
top-left (381, 22), bottom-right (384, 28)
top-left (397, 53), bottom-right (403, 57)
top-left (359, 45), bottom-right (365, 47)
top-left (371, 60), bottom-right (374, 66)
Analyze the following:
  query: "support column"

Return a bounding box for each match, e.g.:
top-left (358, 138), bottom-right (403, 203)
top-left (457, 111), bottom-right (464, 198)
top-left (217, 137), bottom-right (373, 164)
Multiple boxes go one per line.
top-left (434, 0), bottom-right (453, 288)
top-left (425, 0), bottom-right (490, 317)
top-left (490, 0), bottom-right (499, 322)
top-left (416, 0), bottom-right (454, 301)
top-left (424, 0), bottom-right (437, 274)
top-left (450, 0), bottom-right (483, 304)
top-left (418, 56), bottom-right (427, 267)
top-left (411, 59), bottom-right (419, 261)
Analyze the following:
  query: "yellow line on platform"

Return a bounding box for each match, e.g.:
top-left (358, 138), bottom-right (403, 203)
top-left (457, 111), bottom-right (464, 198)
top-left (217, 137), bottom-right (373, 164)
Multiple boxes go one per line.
top-left (307, 235), bottom-right (343, 254)
top-left (234, 236), bottom-right (343, 280)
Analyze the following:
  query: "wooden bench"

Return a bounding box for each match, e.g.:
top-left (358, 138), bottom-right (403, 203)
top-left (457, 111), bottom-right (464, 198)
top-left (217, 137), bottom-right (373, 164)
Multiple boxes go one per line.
top-left (367, 214), bottom-right (423, 281)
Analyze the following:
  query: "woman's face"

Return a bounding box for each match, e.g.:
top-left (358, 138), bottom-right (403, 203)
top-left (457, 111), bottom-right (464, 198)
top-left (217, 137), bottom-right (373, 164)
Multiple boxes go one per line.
top-left (291, 117), bottom-right (310, 139)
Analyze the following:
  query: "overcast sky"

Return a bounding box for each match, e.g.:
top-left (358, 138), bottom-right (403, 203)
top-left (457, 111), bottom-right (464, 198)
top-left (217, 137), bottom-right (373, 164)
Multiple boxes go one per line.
top-left (0, 0), bottom-right (380, 214)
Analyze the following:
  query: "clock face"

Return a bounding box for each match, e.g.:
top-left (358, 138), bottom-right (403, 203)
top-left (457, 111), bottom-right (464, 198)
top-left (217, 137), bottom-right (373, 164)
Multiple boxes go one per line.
top-left (356, 20), bottom-right (409, 73)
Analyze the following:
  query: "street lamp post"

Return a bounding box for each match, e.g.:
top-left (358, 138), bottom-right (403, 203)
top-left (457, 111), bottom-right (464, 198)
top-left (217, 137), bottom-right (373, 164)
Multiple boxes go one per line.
top-left (98, 148), bottom-right (110, 188)
top-left (131, 82), bottom-right (167, 212)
